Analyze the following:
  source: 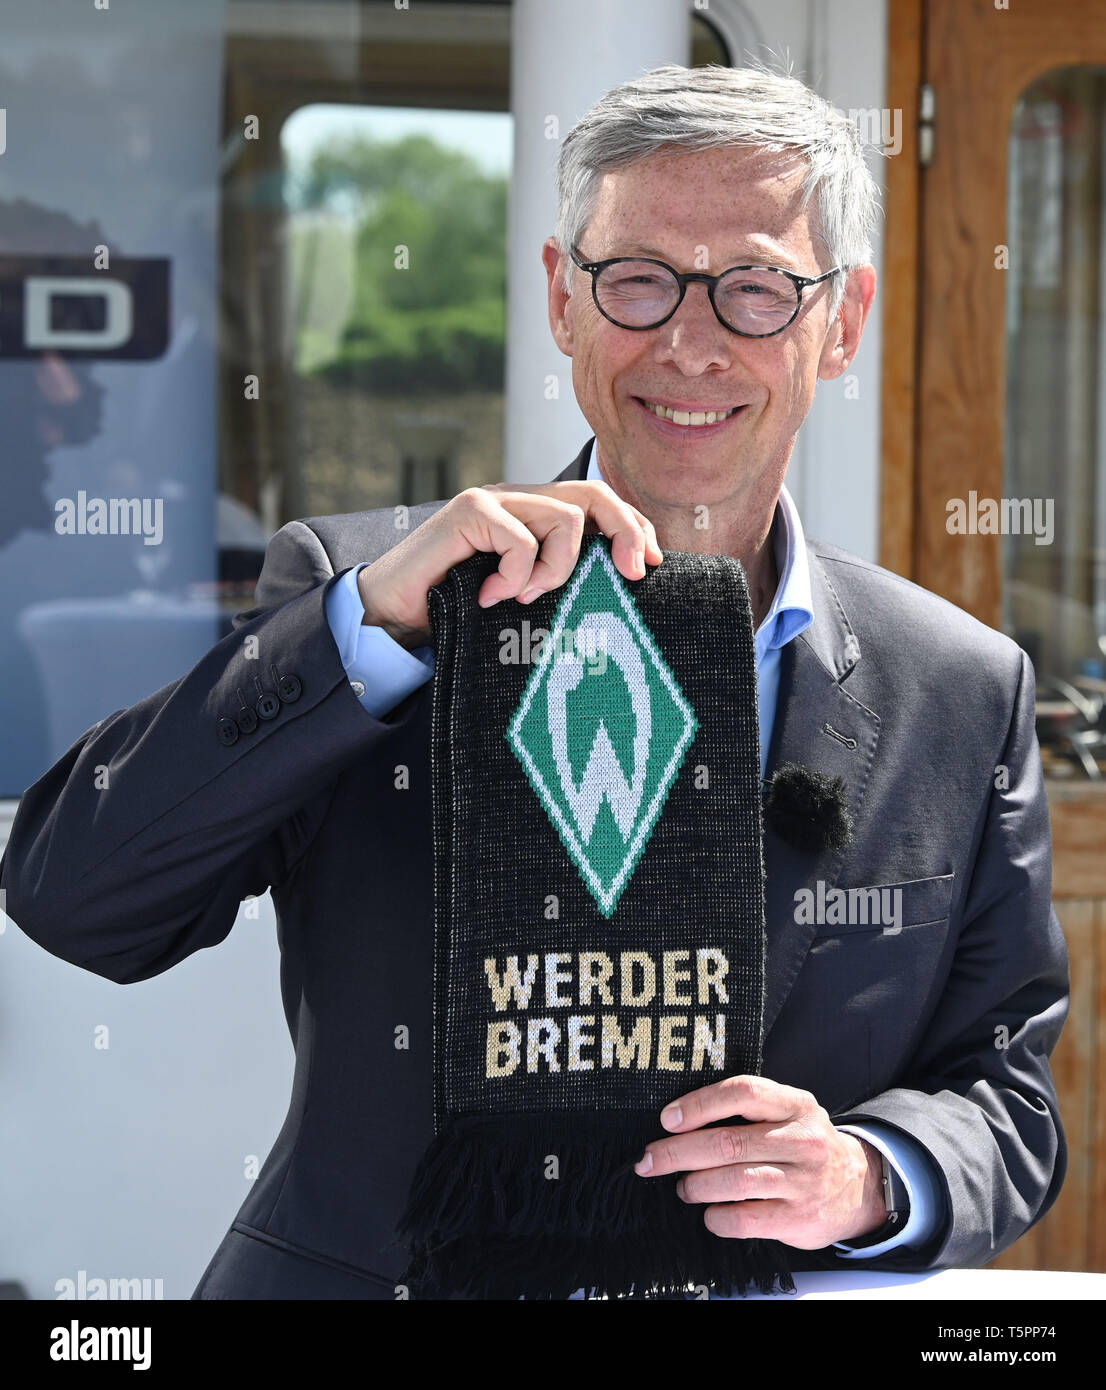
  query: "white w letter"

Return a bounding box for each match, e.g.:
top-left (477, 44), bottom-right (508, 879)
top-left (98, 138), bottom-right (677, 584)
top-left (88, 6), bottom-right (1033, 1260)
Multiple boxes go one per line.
top-left (546, 612), bottom-right (651, 841)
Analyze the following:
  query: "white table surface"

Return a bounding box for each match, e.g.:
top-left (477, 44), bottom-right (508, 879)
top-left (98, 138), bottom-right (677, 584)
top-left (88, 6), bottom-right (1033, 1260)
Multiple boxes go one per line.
top-left (708, 1268), bottom-right (1106, 1299)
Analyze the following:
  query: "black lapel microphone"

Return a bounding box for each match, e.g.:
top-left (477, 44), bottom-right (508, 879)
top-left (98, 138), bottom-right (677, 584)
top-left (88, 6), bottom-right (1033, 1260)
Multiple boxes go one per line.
top-left (763, 762), bottom-right (854, 854)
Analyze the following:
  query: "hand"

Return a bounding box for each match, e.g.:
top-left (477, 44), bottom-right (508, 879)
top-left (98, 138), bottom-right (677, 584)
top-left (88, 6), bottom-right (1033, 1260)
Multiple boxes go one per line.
top-left (356, 481), bottom-right (662, 648)
top-left (633, 1074), bottom-right (888, 1249)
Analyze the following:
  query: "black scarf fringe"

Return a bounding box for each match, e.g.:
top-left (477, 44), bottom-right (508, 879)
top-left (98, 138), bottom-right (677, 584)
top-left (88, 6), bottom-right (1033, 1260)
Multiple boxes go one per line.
top-left (397, 1113), bottom-right (795, 1300)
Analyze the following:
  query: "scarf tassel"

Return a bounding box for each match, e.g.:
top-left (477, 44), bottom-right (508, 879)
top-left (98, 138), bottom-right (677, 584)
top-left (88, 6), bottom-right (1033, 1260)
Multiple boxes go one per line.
top-left (396, 1113), bottom-right (795, 1300)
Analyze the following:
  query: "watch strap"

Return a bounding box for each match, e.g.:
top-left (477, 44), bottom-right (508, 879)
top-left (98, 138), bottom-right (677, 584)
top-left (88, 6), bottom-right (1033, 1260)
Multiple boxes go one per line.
top-left (842, 1148), bottom-right (910, 1249)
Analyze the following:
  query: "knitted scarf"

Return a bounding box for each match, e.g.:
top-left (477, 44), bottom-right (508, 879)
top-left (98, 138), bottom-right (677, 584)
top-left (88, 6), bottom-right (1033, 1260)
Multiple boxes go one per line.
top-left (397, 536), bottom-right (793, 1299)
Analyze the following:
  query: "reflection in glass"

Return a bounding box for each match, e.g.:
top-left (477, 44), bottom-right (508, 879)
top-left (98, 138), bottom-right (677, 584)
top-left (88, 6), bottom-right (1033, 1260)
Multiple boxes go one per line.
top-left (1006, 68), bottom-right (1106, 777)
top-left (279, 106), bottom-right (512, 517)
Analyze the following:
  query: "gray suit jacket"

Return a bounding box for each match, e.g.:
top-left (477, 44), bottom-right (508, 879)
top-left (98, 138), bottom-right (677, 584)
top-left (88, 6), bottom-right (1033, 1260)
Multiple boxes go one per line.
top-left (1, 438), bottom-right (1068, 1298)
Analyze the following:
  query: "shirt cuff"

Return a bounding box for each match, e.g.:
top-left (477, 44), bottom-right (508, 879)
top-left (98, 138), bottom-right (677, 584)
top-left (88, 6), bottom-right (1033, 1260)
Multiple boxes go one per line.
top-left (324, 564), bottom-right (434, 718)
top-left (831, 1121), bottom-right (942, 1258)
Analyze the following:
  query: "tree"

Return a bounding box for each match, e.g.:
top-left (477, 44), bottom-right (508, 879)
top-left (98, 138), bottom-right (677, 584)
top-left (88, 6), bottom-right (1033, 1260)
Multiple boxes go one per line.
top-left (289, 132), bottom-right (508, 390)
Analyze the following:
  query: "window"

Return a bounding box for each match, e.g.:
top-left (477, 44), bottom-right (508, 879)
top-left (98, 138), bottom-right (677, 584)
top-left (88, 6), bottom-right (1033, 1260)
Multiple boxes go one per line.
top-left (1005, 68), bottom-right (1106, 775)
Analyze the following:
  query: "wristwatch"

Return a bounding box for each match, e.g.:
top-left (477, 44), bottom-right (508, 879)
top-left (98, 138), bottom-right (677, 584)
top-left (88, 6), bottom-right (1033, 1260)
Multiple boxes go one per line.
top-left (845, 1148), bottom-right (910, 1248)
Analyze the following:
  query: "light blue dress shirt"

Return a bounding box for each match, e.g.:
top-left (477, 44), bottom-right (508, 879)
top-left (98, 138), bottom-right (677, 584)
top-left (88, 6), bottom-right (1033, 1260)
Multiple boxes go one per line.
top-left (323, 444), bottom-right (942, 1258)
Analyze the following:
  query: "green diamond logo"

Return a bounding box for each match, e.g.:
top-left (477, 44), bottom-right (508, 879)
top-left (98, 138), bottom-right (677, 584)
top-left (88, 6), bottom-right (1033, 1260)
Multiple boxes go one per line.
top-left (506, 543), bottom-right (699, 917)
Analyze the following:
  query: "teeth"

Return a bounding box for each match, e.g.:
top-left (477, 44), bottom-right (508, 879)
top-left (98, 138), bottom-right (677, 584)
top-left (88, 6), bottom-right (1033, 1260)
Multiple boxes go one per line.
top-left (642, 400), bottom-right (739, 426)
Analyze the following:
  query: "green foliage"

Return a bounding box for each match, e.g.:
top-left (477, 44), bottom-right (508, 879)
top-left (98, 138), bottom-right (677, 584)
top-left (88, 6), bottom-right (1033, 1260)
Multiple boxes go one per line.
top-left (289, 132), bottom-right (508, 390)
top-left (324, 298), bottom-right (505, 391)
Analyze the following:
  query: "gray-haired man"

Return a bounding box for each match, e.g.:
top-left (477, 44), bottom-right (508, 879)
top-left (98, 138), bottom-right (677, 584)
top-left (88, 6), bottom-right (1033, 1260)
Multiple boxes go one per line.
top-left (3, 65), bottom-right (1067, 1298)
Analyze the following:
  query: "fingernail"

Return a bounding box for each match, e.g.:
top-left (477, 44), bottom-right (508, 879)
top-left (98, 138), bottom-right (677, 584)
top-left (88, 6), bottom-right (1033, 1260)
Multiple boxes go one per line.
top-left (518, 587), bottom-right (545, 604)
top-left (660, 1104), bottom-right (682, 1129)
top-left (477, 595), bottom-right (496, 608)
top-left (634, 550), bottom-right (644, 575)
top-left (634, 1150), bottom-right (653, 1175)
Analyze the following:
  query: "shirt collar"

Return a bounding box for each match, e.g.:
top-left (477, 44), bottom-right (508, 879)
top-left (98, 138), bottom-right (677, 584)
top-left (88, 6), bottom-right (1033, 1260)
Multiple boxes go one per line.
top-left (583, 438), bottom-right (814, 651)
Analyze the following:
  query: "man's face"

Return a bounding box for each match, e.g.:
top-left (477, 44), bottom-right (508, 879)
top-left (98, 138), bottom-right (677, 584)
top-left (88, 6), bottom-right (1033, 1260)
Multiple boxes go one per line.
top-left (544, 144), bottom-right (871, 516)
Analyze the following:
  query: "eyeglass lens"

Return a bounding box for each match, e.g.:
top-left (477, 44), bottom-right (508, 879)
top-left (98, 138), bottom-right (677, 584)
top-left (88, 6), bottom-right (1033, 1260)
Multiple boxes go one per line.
top-left (594, 261), bottom-right (801, 334)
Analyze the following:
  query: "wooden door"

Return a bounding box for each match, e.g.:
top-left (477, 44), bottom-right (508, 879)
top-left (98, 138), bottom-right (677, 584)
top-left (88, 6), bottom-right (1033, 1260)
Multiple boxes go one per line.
top-left (882, 0), bottom-right (1106, 1272)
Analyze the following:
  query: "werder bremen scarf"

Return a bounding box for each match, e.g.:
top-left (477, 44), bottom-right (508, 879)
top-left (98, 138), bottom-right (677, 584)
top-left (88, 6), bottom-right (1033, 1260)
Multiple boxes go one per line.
top-left (397, 534), bottom-right (794, 1299)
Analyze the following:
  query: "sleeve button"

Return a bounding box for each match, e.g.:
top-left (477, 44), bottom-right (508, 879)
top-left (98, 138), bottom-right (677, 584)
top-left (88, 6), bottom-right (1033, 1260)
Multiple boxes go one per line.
top-left (278, 673), bottom-right (302, 703)
top-left (236, 705), bottom-right (259, 734)
top-left (350, 680), bottom-right (366, 698)
top-left (256, 692), bottom-right (281, 721)
top-left (217, 717), bottom-right (239, 746)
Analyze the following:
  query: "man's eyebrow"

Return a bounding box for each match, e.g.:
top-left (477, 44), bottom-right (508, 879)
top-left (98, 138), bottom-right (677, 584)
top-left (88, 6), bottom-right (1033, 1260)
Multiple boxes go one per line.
top-left (618, 243), bottom-right (677, 259)
top-left (615, 242), bottom-right (799, 270)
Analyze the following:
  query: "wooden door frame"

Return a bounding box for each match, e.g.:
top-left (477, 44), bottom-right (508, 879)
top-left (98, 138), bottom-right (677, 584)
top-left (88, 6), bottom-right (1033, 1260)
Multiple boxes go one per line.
top-left (878, 0), bottom-right (924, 585)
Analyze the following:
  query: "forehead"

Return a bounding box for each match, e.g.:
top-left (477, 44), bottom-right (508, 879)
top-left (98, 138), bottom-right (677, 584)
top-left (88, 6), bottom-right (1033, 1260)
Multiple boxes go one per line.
top-left (584, 145), bottom-right (819, 266)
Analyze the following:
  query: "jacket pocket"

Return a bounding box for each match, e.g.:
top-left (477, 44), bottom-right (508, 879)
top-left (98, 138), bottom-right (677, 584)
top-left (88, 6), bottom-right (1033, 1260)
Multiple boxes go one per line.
top-left (810, 872), bottom-right (955, 937)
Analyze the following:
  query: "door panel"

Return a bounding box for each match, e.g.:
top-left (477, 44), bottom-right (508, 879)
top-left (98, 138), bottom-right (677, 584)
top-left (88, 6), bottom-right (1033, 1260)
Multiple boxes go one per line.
top-left (909, 0), bottom-right (1106, 1274)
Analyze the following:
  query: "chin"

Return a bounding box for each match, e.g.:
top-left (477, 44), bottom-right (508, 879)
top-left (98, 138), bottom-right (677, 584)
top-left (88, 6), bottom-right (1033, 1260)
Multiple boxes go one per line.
top-left (632, 459), bottom-right (743, 502)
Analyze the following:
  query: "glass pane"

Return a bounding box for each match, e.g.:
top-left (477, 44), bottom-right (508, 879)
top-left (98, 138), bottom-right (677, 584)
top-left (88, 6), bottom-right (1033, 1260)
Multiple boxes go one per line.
top-left (0, 0), bottom-right (514, 797)
top-left (279, 105), bottom-right (512, 517)
top-left (1005, 68), bottom-right (1106, 778)
top-left (0, 2), bottom-right (227, 798)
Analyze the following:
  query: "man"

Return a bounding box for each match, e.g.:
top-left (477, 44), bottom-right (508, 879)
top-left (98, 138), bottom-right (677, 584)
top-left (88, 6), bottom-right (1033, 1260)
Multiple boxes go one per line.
top-left (1, 65), bottom-right (1067, 1299)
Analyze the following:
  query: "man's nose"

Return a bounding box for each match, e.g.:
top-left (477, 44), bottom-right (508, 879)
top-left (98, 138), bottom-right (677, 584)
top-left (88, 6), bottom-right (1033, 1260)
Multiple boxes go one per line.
top-left (652, 281), bottom-right (736, 372)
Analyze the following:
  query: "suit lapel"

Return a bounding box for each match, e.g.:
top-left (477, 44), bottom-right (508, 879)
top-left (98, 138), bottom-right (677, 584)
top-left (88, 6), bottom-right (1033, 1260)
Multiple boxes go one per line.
top-left (760, 549), bottom-right (880, 1036)
top-left (553, 438), bottom-right (594, 482)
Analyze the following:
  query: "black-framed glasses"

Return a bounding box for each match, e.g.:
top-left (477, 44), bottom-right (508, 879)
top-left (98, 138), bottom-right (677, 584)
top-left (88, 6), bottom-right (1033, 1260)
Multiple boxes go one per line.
top-left (570, 244), bottom-right (841, 338)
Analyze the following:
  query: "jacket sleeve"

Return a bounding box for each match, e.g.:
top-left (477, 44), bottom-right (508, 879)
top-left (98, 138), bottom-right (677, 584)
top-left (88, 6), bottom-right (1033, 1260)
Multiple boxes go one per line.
top-left (0, 521), bottom-right (419, 985)
top-left (829, 647), bottom-right (1070, 1270)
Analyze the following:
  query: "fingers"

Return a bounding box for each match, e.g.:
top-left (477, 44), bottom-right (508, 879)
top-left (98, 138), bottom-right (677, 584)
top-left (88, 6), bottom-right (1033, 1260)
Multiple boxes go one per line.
top-left (461, 497), bottom-right (586, 608)
top-left (362, 479), bottom-right (660, 646)
top-left (635, 1118), bottom-right (802, 1178)
top-left (676, 1162), bottom-right (789, 1206)
top-left (477, 496), bottom-right (587, 605)
top-left (465, 482), bottom-right (661, 605)
top-left (700, 1196), bottom-right (843, 1250)
top-left (629, 1075), bottom-right (872, 1251)
top-left (454, 502), bottom-right (543, 609)
top-left (702, 1199), bottom-right (792, 1242)
top-left (659, 1074), bottom-right (815, 1134)
top-left (549, 481), bottom-right (661, 576)
top-left (627, 506), bottom-right (663, 567)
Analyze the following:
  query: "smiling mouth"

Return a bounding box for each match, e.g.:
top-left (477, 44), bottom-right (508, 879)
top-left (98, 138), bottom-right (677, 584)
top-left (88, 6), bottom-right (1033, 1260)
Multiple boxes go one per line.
top-left (634, 397), bottom-right (744, 427)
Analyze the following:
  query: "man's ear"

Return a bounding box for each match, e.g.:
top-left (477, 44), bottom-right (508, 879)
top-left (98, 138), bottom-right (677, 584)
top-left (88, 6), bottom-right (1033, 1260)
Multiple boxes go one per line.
top-left (543, 238), bottom-right (575, 357)
top-left (817, 265), bottom-right (877, 380)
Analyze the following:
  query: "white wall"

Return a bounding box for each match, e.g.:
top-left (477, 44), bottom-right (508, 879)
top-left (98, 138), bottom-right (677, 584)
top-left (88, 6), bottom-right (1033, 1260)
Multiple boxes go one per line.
top-left (715, 0), bottom-right (888, 560)
top-left (785, 0), bottom-right (887, 564)
top-left (504, 0), bottom-right (692, 486)
top-left (0, 821), bottom-right (291, 1299)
